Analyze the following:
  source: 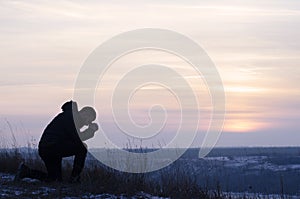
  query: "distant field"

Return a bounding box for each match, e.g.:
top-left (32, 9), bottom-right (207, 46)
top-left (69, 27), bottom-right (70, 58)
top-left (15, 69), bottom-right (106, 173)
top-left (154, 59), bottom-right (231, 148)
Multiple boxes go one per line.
top-left (89, 147), bottom-right (300, 195)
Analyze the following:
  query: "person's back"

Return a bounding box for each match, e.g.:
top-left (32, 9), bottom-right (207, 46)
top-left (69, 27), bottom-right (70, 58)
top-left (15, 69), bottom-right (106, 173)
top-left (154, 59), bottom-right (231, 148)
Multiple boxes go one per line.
top-left (39, 101), bottom-right (84, 148)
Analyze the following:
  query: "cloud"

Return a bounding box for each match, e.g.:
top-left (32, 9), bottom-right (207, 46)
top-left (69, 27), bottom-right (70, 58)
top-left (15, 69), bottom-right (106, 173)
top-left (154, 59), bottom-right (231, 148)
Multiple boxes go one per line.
top-left (0, 0), bottom-right (299, 147)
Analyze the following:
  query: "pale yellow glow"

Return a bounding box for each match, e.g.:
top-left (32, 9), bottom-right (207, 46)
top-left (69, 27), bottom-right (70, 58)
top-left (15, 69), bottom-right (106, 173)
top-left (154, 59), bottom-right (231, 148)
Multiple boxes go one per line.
top-left (226, 86), bottom-right (267, 93)
top-left (224, 119), bottom-right (267, 133)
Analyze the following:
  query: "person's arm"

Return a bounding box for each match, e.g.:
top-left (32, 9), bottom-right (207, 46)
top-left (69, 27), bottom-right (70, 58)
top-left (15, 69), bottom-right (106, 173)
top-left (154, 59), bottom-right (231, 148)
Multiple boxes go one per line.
top-left (65, 109), bottom-right (86, 146)
top-left (66, 117), bottom-right (85, 146)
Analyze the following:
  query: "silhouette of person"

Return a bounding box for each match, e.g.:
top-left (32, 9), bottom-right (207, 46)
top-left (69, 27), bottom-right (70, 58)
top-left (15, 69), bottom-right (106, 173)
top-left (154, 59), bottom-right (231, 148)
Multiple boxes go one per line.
top-left (14, 101), bottom-right (98, 183)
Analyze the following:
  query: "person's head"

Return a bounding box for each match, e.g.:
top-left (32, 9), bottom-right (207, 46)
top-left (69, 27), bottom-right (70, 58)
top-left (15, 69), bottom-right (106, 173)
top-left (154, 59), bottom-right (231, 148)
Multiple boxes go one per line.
top-left (79, 106), bottom-right (96, 125)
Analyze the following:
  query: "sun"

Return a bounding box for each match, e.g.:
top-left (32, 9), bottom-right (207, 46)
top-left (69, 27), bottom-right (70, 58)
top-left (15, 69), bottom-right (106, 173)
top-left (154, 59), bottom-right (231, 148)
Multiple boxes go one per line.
top-left (224, 119), bottom-right (263, 133)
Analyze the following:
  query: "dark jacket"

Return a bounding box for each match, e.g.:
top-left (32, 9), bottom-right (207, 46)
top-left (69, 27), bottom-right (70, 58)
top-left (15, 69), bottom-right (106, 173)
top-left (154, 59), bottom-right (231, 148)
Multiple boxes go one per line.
top-left (39, 101), bottom-right (84, 148)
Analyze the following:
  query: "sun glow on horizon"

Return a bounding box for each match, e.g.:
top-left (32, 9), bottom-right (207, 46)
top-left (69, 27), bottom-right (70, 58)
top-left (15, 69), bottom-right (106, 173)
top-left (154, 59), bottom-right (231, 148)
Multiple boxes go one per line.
top-left (224, 119), bottom-right (268, 133)
top-left (225, 86), bottom-right (267, 93)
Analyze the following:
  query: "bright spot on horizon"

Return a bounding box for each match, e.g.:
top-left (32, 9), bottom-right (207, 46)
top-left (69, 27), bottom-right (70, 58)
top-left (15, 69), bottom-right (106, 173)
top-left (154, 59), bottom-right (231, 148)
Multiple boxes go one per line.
top-left (224, 119), bottom-right (267, 133)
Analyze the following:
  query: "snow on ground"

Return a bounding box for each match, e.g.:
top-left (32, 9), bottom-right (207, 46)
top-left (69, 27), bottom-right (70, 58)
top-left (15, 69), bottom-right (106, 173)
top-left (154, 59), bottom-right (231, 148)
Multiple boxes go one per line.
top-left (0, 173), bottom-right (169, 199)
top-left (222, 192), bottom-right (300, 199)
top-left (1, 172), bottom-right (299, 199)
top-left (204, 155), bottom-right (300, 172)
top-left (0, 173), bottom-right (58, 198)
top-left (0, 173), bottom-right (299, 199)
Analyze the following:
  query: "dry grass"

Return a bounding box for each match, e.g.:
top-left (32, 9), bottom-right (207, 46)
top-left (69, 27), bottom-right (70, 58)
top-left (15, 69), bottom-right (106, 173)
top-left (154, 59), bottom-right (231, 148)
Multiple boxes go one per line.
top-left (0, 148), bottom-right (214, 198)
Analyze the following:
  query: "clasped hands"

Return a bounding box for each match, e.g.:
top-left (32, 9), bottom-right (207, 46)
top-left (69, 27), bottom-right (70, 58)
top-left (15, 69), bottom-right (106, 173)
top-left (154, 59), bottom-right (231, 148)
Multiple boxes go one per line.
top-left (79, 123), bottom-right (99, 141)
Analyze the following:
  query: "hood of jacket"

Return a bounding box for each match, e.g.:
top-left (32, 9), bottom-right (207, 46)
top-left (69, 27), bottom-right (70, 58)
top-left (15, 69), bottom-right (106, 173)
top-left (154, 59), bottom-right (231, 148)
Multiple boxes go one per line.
top-left (61, 100), bottom-right (78, 112)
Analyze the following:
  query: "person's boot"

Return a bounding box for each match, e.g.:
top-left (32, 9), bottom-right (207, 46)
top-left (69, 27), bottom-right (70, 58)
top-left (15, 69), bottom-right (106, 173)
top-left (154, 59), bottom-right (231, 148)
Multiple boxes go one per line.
top-left (14, 162), bottom-right (30, 181)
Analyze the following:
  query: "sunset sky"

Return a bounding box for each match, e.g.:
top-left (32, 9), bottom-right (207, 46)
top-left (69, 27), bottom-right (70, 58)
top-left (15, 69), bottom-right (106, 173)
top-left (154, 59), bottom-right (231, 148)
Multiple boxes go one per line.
top-left (0, 0), bottom-right (299, 148)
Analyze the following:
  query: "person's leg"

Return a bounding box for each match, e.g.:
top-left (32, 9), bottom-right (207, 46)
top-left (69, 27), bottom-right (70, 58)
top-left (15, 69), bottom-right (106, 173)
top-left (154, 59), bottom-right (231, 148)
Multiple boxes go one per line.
top-left (14, 147), bottom-right (49, 181)
top-left (14, 163), bottom-right (47, 181)
top-left (28, 168), bottom-right (48, 181)
top-left (59, 142), bottom-right (87, 179)
top-left (42, 155), bottom-right (62, 181)
top-left (39, 146), bottom-right (62, 182)
top-left (56, 157), bottom-right (62, 182)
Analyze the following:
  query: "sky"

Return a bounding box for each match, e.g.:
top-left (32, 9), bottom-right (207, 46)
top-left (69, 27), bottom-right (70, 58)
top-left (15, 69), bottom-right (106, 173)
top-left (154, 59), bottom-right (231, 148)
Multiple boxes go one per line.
top-left (0, 0), bottom-right (300, 148)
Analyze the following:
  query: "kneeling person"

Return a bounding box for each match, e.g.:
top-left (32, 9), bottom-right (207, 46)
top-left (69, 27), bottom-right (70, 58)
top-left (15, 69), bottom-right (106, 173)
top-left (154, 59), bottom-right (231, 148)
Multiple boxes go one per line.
top-left (15, 101), bottom-right (98, 183)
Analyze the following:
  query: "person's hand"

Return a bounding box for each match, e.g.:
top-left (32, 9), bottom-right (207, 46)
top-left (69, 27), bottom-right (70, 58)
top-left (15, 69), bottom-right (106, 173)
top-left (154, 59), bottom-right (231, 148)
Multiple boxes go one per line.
top-left (89, 123), bottom-right (98, 132)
